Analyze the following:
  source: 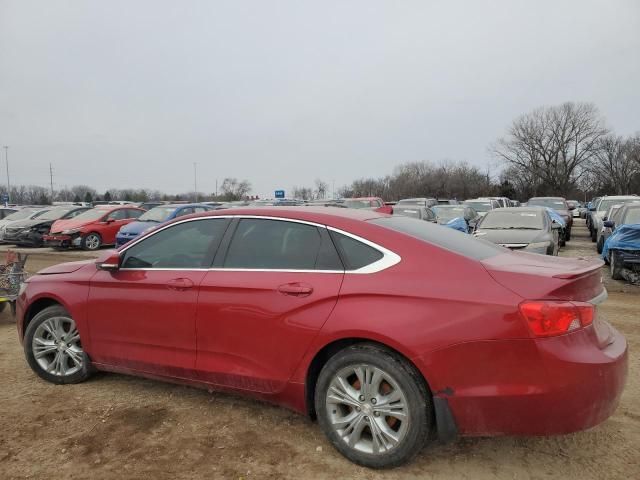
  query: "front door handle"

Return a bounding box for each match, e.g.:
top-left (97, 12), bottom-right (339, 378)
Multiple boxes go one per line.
top-left (167, 278), bottom-right (194, 291)
top-left (277, 282), bottom-right (314, 297)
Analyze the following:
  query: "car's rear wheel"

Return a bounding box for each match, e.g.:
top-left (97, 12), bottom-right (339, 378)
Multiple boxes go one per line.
top-left (315, 344), bottom-right (432, 468)
top-left (610, 251), bottom-right (623, 280)
top-left (565, 228), bottom-right (571, 241)
top-left (591, 228), bottom-right (597, 242)
top-left (24, 305), bottom-right (91, 384)
top-left (81, 232), bottom-right (102, 251)
top-left (597, 235), bottom-right (604, 254)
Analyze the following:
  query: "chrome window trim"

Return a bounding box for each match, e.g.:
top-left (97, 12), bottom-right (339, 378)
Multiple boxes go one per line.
top-left (118, 215), bottom-right (401, 274)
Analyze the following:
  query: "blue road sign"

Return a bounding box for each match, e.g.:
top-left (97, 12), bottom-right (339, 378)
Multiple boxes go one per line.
top-left (274, 190), bottom-right (285, 199)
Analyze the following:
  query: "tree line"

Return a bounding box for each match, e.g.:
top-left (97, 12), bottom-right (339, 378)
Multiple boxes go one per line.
top-left (1, 177), bottom-right (253, 205)
top-left (4, 102), bottom-right (638, 206)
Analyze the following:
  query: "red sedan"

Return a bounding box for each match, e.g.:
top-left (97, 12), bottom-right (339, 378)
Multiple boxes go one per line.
top-left (16, 207), bottom-right (627, 468)
top-left (43, 205), bottom-right (145, 250)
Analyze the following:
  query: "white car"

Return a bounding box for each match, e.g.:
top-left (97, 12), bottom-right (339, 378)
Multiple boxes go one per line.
top-left (0, 207), bottom-right (50, 241)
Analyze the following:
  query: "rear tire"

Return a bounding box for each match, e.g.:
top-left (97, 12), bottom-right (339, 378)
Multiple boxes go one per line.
top-left (565, 228), bottom-right (571, 241)
top-left (610, 251), bottom-right (623, 280)
top-left (591, 228), bottom-right (597, 242)
top-left (315, 344), bottom-right (432, 468)
top-left (24, 305), bottom-right (91, 384)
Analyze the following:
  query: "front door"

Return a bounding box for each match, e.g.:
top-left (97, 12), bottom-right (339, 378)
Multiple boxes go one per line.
top-left (86, 217), bottom-right (230, 377)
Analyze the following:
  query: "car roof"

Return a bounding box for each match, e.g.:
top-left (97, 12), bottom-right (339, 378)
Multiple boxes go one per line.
top-left (183, 206), bottom-right (387, 223)
top-left (599, 195), bottom-right (639, 200)
top-left (491, 206), bottom-right (546, 214)
top-left (528, 196), bottom-right (566, 200)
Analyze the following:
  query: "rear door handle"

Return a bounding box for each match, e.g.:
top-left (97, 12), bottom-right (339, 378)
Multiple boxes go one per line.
top-left (277, 282), bottom-right (314, 297)
top-left (167, 278), bottom-right (194, 291)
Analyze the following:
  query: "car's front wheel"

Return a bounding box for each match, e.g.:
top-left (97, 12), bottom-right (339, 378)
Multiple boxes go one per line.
top-left (597, 235), bottom-right (604, 254)
top-left (315, 344), bottom-right (432, 468)
top-left (24, 305), bottom-right (91, 384)
top-left (81, 232), bottom-right (102, 251)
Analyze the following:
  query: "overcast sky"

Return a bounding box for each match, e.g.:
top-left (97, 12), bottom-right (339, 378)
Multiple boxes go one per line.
top-left (1, 1), bottom-right (639, 198)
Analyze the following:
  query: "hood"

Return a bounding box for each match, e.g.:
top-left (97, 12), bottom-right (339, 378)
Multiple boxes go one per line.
top-left (118, 220), bottom-right (158, 235)
top-left (475, 228), bottom-right (547, 245)
top-left (50, 217), bottom-right (98, 234)
top-left (37, 260), bottom-right (93, 275)
top-left (6, 218), bottom-right (55, 230)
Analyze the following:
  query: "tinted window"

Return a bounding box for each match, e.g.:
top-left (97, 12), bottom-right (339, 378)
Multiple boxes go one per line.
top-left (329, 231), bottom-right (383, 270)
top-left (224, 219), bottom-right (340, 270)
top-left (122, 219), bottom-right (228, 268)
top-left (370, 216), bottom-right (504, 260)
top-left (463, 201), bottom-right (493, 212)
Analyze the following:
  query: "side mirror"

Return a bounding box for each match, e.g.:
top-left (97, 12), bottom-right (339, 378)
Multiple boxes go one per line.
top-left (589, 207), bottom-right (596, 211)
top-left (603, 220), bottom-right (615, 228)
top-left (105, 218), bottom-right (115, 224)
top-left (96, 251), bottom-right (120, 271)
top-left (551, 221), bottom-right (561, 229)
top-left (568, 205), bottom-right (576, 211)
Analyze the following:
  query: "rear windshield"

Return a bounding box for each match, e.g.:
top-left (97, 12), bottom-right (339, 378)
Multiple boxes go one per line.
top-left (369, 216), bottom-right (504, 260)
top-left (464, 201), bottom-right (492, 212)
top-left (479, 210), bottom-right (544, 229)
top-left (393, 208), bottom-right (422, 219)
top-left (598, 198), bottom-right (638, 212)
top-left (343, 199), bottom-right (371, 209)
top-left (432, 206), bottom-right (465, 220)
top-left (528, 198), bottom-right (567, 209)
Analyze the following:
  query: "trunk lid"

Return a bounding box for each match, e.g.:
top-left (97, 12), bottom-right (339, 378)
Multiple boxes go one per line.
top-left (481, 251), bottom-right (604, 302)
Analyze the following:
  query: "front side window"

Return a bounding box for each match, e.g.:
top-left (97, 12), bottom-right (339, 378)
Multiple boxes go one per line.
top-left (122, 218), bottom-right (229, 269)
top-left (224, 219), bottom-right (341, 270)
top-left (107, 209), bottom-right (127, 221)
top-left (126, 209), bottom-right (143, 219)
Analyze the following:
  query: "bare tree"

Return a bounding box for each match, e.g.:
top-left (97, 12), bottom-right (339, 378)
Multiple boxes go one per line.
top-left (219, 177), bottom-right (252, 201)
top-left (492, 102), bottom-right (609, 194)
top-left (589, 134), bottom-right (640, 194)
top-left (314, 179), bottom-right (328, 199)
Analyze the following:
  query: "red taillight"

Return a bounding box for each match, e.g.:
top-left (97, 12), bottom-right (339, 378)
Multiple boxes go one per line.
top-left (518, 301), bottom-right (595, 338)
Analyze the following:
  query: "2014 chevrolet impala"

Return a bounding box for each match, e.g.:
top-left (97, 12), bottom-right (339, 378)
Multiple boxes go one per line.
top-left (16, 207), bottom-right (627, 468)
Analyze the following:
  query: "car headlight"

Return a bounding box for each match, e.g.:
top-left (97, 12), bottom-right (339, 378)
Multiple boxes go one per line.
top-left (61, 228), bottom-right (81, 235)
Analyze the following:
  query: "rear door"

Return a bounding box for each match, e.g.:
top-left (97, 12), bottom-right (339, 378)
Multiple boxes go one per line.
top-left (195, 217), bottom-right (344, 393)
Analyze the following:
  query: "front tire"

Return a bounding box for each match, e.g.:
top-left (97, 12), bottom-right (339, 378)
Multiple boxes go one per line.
top-left (610, 251), bottom-right (623, 280)
top-left (315, 344), bottom-right (432, 468)
top-left (24, 305), bottom-right (91, 384)
top-left (81, 232), bottom-right (102, 251)
top-left (597, 236), bottom-right (604, 254)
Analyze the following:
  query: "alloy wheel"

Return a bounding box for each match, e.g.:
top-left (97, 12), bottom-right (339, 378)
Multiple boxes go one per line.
top-left (85, 234), bottom-right (101, 250)
top-left (31, 316), bottom-right (84, 377)
top-left (325, 364), bottom-right (409, 455)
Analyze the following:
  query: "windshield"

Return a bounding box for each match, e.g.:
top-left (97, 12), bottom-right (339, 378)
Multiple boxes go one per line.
top-left (479, 211), bottom-right (544, 229)
top-left (343, 199), bottom-right (371, 209)
top-left (432, 206), bottom-right (465, 220)
top-left (528, 198), bottom-right (567, 210)
top-left (464, 201), bottom-right (492, 212)
top-left (68, 208), bottom-right (109, 221)
top-left (4, 209), bottom-right (42, 221)
top-left (598, 198), bottom-right (638, 212)
top-left (623, 208), bottom-right (640, 225)
top-left (139, 206), bottom-right (176, 222)
top-left (38, 208), bottom-right (77, 221)
top-left (393, 208), bottom-right (422, 219)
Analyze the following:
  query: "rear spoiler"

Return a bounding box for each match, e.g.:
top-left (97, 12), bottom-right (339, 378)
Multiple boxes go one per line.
top-left (552, 258), bottom-right (604, 279)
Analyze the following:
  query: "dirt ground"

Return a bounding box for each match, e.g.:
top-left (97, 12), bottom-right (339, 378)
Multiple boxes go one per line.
top-left (0, 223), bottom-right (638, 479)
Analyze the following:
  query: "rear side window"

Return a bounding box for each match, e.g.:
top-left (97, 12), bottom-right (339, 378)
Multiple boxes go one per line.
top-left (329, 231), bottom-right (383, 270)
top-left (224, 219), bottom-right (342, 270)
top-left (370, 216), bottom-right (504, 260)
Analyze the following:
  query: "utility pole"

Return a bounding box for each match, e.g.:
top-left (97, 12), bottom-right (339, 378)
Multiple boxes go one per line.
top-left (3, 146), bottom-right (9, 202)
top-left (193, 162), bottom-right (197, 202)
top-left (49, 163), bottom-right (55, 201)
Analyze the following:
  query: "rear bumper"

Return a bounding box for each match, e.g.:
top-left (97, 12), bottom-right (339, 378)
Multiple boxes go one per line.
top-left (419, 322), bottom-right (628, 436)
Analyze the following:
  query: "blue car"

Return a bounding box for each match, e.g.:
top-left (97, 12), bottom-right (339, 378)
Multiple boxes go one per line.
top-left (116, 204), bottom-right (213, 247)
